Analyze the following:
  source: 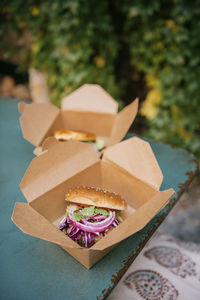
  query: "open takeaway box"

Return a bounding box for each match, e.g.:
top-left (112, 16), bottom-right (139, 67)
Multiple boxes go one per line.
top-left (12, 137), bottom-right (175, 269)
top-left (18, 84), bottom-right (139, 155)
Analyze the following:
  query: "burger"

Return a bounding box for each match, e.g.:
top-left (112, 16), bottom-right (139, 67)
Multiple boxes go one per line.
top-left (59, 187), bottom-right (127, 248)
top-left (54, 129), bottom-right (104, 151)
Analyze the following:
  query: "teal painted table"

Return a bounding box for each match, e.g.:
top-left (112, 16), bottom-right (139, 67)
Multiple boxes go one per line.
top-left (0, 98), bottom-right (198, 300)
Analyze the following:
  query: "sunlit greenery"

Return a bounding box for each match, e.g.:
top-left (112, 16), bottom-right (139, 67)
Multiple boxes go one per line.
top-left (1, 0), bottom-right (200, 158)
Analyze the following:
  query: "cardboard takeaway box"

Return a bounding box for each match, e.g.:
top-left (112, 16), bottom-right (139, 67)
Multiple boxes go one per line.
top-left (18, 84), bottom-right (139, 155)
top-left (12, 136), bottom-right (175, 269)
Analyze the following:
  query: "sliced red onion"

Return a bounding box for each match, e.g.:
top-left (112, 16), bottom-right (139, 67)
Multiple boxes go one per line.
top-left (68, 211), bottom-right (115, 233)
top-left (84, 215), bottom-right (107, 222)
top-left (93, 215), bottom-right (107, 221)
top-left (60, 204), bottom-right (121, 247)
top-left (68, 225), bottom-right (75, 236)
top-left (69, 228), bottom-right (79, 238)
top-left (68, 205), bottom-right (79, 215)
top-left (73, 231), bottom-right (83, 241)
top-left (85, 232), bottom-right (88, 248)
top-left (114, 218), bottom-right (119, 225)
top-left (112, 221), bottom-right (118, 227)
top-left (85, 232), bottom-right (95, 247)
top-left (59, 217), bottom-right (68, 230)
top-left (93, 232), bottom-right (100, 236)
top-left (90, 234), bottom-right (95, 245)
top-left (81, 211), bottom-right (115, 228)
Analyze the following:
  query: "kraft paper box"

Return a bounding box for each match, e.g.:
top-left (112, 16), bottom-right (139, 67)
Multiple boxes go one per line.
top-left (12, 137), bottom-right (175, 269)
top-left (12, 137), bottom-right (174, 269)
top-left (18, 84), bottom-right (139, 155)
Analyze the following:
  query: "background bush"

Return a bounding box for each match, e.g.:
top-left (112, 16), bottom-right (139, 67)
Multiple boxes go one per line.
top-left (1, 0), bottom-right (200, 158)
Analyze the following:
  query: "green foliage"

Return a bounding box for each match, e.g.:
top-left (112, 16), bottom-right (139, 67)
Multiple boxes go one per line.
top-left (1, 0), bottom-right (200, 158)
top-left (1, 0), bottom-right (120, 105)
top-left (123, 0), bottom-right (200, 158)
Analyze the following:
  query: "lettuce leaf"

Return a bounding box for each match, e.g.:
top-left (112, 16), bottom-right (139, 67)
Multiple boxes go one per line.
top-left (95, 139), bottom-right (104, 150)
top-left (71, 212), bottom-right (83, 222)
top-left (94, 208), bottom-right (109, 216)
top-left (68, 205), bottom-right (110, 221)
top-left (82, 206), bottom-right (95, 216)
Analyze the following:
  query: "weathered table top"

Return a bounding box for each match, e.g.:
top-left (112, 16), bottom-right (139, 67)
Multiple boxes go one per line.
top-left (0, 98), bottom-right (198, 300)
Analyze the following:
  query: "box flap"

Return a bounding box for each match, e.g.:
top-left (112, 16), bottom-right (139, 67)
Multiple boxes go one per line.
top-left (18, 102), bottom-right (60, 146)
top-left (20, 140), bottom-right (100, 202)
top-left (103, 137), bottom-right (163, 191)
top-left (61, 84), bottom-right (118, 114)
top-left (12, 203), bottom-right (81, 248)
top-left (107, 98), bottom-right (139, 146)
top-left (92, 188), bottom-right (175, 250)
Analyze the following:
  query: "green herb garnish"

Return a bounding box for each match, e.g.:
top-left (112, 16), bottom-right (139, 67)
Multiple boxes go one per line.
top-left (71, 212), bottom-right (83, 222)
top-left (94, 208), bottom-right (109, 216)
top-left (68, 205), bottom-right (110, 222)
top-left (82, 206), bottom-right (95, 217)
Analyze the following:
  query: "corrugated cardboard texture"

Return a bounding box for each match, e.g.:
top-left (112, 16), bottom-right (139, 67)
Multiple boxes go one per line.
top-left (12, 137), bottom-right (175, 268)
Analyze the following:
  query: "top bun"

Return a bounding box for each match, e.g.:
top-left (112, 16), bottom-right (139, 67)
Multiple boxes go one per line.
top-left (65, 187), bottom-right (127, 211)
top-left (54, 129), bottom-right (96, 142)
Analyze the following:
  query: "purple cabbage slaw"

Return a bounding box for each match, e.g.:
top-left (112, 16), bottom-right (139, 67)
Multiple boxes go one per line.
top-left (59, 205), bottom-right (120, 248)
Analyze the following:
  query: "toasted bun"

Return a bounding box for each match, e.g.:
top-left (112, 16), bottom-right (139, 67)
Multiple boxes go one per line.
top-left (65, 187), bottom-right (127, 210)
top-left (54, 130), bottom-right (96, 142)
